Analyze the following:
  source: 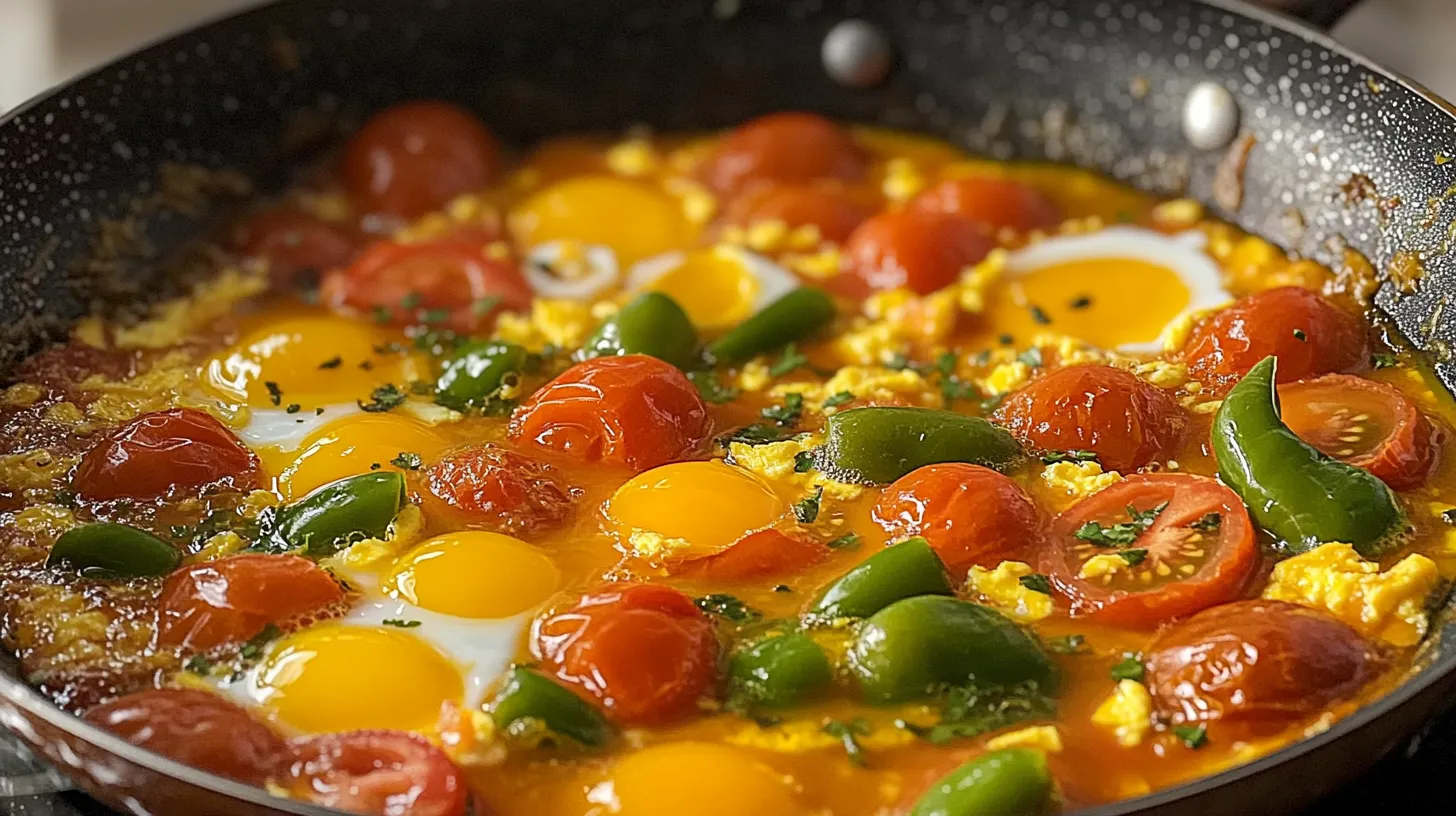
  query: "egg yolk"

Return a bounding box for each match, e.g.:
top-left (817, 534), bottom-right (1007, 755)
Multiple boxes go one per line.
top-left (386, 531), bottom-right (560, 618)
top-left (253, 624), bottom-right (463, 733)
top-left (510, 176), bottom-right (694, 265)
top-left (266, 413), bottom-right (450, 500)
top-left (603, 742), bottom-right (798, 816)
top-left (606, 461), bottom-right (786, 559)
top-left (637, 247), bottom-right (762, 330)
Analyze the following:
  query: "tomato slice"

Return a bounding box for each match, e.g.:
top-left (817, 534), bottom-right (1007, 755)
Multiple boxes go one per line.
top-left (286, 730), bottom-right (468, 816)
top-left (72, 408), bottom-right (260, 502)
top-left (677, 528), bottom-right (829, 581)
top-left (1279, 374), bottom-right (1437, 490)
top-left (157, 554), bottom-right (348, 650)
top-left (322, 240), bottom-right (532, 333)
top-left (1040, 473), bottom-right (1257, 627)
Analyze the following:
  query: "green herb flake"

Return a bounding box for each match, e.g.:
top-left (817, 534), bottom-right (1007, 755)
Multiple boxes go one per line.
top-left (822, 718), bottom-right (871, 767)
top-left (1292, 328), bottom-right (1308, 342)
top-left (1028, 304), bottom-right (1052, 325)
top-left (1046, 634), bottom-right (1088, 655)
top-left (418, 308), bottom-right (451, 325)
top-left (391, 452), bottom-right (424, 471)
top-left (1041, 449), bottom-right (1099, 465)
top-left (688, 370), bottom-right (740, 405)
top-left (383, 619), bottom-right (422, 628)
top-left (1189, 512), bottom-right (1222, 532)
top-left (358, 383), bottom-right (407, 413)
top-left (1110, 654), bottom-right (1146, 683)
top-left (693, 593), bottom-right (761, 623)
top-left (719, 424), bottom-right (790, 447)
top-left (53, 489), bottom-right (79, 509)
top-left (239, 623), bottom-right (283, 661)
top-left (827, 532), bottom-right (861, 550)
top-left (399, 291), bottom-right (423, 310)
top-left (285, 403), bottom-right (301, 414)
top-left (264, 381), bottom-right (283, 406)
top-left (822, 391), bottom-right (855, 408)
top-left (913, 681), bottom-right (1057, 745)
top-left (794, 450), bottom-right (816, 473)
top-left (1173, 724), bottom-right (1208, 749)
top-left (184, 655), bottom-right (214, 674)
top-left (371, 305), bottom-right (392, 324)
top-left (471, 295), bottom-right (503, 316)
top-left (997, 333), bottom-right (1015, 346)
top-left (773, 584), bottom-right (792, 593)
top-left (793, 486), bottom-right (824, 524)
top-left (762, 393), bottom-right (805, 427)
top-left (1017, 573), bottom-right (1052, 594)
top-left (1371, 352), bottom-right (1399, 369)
top-left (1073, 520), bottom-right (1141, 547)
top-left (318, 356), bottom-right (343, 369)
top-left (769, 343), bottom-right (811, 378)
top-left (1119, 548), bottom-right (1149, 566)
top-left (1017, 347), bottom-right (1044, 368)
top-left (1069, 295), bottom-right (1093, 310)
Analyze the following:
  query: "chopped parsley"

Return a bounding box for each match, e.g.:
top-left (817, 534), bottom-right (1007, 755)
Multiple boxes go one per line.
top-left (1172, 724), bottom-right (1209, 749)
top-left (1017, 573), bottom-right (1052, 594)
top-left (239, 623), bottom-right (282, 661)
top-left (53, 489), bottom-right (79, 509)
top-left (1017, 347), bottom-right (1044, 368)
top-left (822, 391), bottom-right (855, 408)
top-left (419, 308), bottom-right (450, 325)
top-left (1074, 501), bottom-right (1168, 547)
top-left (264, 380), bottom-right (282, 406)
top-left (1110, 654), bottom-right (1145, 683)
top-left (822, 718), bottom-right (870, 766)
top-left (371, 305), bottom-right (392, 324)
top-left (1371, 351), bottom-right (1399, 369)
top-left (718, 424), bottom-right (791, 447)
top-left (1069, 295), bottom-right (1093, 310)
top-left (358, 383), bottom-right (407, 412)
top-left (1190, 512), bottom-right (1222, 531)
top-left (762, 393), bottom-right (804, 427)
top-left (794, 450), bottom-right (816, 473)
top-left (1046, 634), bottom-right (1088, 654)
top-left (694, 593), bottom-right (761, 623)
top-left (902, 681), bottom-right (1057, 746)
top-left (1028, 304), bottom-right (1052, 325)
top-left (318, 356), bottom-right (342, 369)
top-left (827, 532), bottom-right (861, 550)
top-left (383, 619), bottom-right (422, 628)
top-left (285, 403), bottom-right (301, 414)
top-left (399, 291), bottom-right (423, 310)
top-left (184, 655), bottom-right (214, 674)
top-left (688, 370), bottom-right (740, 404)
top-left (773, 584), bottom-right (793, 593)
top-left (769, 343), bottom-right (815, 377)
top-left (391, 452), bottom-right (423, 471)
top-left (793, 487), bottom-right (824, 523)
top-left (997, 333), bottom-right (1015, 346)
top-left (1119, 548), bottom-right (1149, 566)
top-left (1292, 328), bottom-right (1308, 342)
top-left (314, 407), bottom-right (325, 416)
top-left (471, 295), bottom-right (503, 316)
top-left (1041, 449), bottom-right (1099, 465)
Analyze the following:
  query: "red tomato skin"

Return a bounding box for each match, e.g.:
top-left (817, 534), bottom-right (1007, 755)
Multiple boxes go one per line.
top-left (912, 177), bottom-right (1061, 233)
top-left (73, 408), bottom-right (260, 502)
top-left (322, 240), bottom-right (532, 333)
top-left (839, 210), bottom-right (995, 297)
top-left (700, 112), bottom-right (865, 195)
top-left (287, 730), bottom-right (468, 816)
top-left (719, 183), bottom-right (873, 244)
top-left (677, 528), bottom-right (830, 581)
top-left (341, 101), bottom-right (501, 219)
top-left (84, 688), bottom-right (289, 785)
top-left (423, 444), bottom-right (581, 534)
top-left (872, 463), bottom-right (1043, 572)
top-left (509, 355), bottom-right (712, 473)
top-left (993, 366), bottom-right (1187, 472)
top-left (532, 583), bottom-right (719, 725)
top-left (1279, 374), bottom-right (1437, 490)
top-left (230, 208), bottom-right (358, 285)
top-left (1183, 287), bottom-right (1369, 396)
top-left (157, 554), bottom-right (347, 651)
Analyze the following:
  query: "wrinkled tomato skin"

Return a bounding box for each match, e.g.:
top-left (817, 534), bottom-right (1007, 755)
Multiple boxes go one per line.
top-left (73, 408), bottom-right (260, 502)
top-left (84, 688), bottom-right (289, 785)
top-left (677, 528), bottom-right (829, 581)
top-left (532, 583), bottom-right (719, 725)
top-left (423, 444), bottom-right (581, 534)
top-left (157, 554), bottom-right (347, 651)
top-left (230, 208), bottom-right (358, 286)
top-left (700, 112), bottom-right (865, 195)
top-left (993, 366), bottom-right (1187, 472)
top-left (719, 183), bottom-right (873, 244)
top-left (911, 177), bottom-right (1062, 233)
top-left (322, 240), bottom-right (532, 333)
top-left (1183, 287), bottom-right (1369, 396)
top-left (287, 730), bottom-right (468, 816)
top-left (1279, 374), bottom-right (1438, 491)
top-left (509, 355), bottom-right (712, 473)
top-left (839, 210), bottom-right (995, 298)
top-left (341, 101), bottom-right (501, 219)
top-left (872, 463), bottom-right (1043, 572)
top-left (1145, 600), bottom-right (1378, 730)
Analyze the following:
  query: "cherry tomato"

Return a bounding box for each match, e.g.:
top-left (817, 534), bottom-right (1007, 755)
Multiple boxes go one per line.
top-left (341, 101), bottom-right (501, 219)
top-left (839, 210), bottom-right (995, 297)
top-left (992, 366), bottom-right (1186, 472)
top-left (423, 444), bottom-right (581, 534)
top-left (700, 112), bottom-right (865, 195)
top-left (532, 583), bottom-right (719, 725)
top-left (678, 528), bottom-right (829, 581)
top-left (719, 182), bottom-right (873, 244)
top-left (1280, 374), bottom-right (1437, 490)
top-left (1183, 287), bottom-right (1369, 396)
top-left (1145, 600), bottom-right (1377, 728)
top-left (230, 208), bottom-right (358, 286)
top-left (509, 355), bottom-right (712, 473)
top-left (872, 463), bottom-right (1043, 572)
top-left (157, 554), bottom-right (347, 651)
top-left (1040, 474), bottom-right (1258, 627)
top-left (286, 730), bottom-right (468, 816)
top-left (912, 177), bottom-right (1061, 233)
top-left (322, 240), bottom-right (532, 333)
top-left (73, 408), bottom-right (259, 502)
top-left (84, 688), bottom-right (289, 785)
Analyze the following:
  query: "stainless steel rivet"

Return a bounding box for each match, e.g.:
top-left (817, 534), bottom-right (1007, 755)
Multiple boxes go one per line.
top-left (822, 20), bottom-right (894, 89)
top-left (1182, 81), bottom-right (1241, 151)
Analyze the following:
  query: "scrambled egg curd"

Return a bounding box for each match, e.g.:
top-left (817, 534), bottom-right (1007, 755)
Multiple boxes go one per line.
top-left (965, 561), bottom-right (1055, 622)
top-left (1092, 680), bottom-right (1154, 748)
top-left (1262, 543), bottom-right (1440, 647)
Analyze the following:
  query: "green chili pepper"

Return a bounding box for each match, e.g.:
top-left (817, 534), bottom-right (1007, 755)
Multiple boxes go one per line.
top-left (435, 340), bottom-right (527, 410)
top-left (820, 407), bottom-right (1022, 484)
top-left (579, 292), bottom-right (698, 369)
top-left (46, 522), bottom-right (181, 578)
top-left (807, 538), bottom-right (953, 621)
top-left (707, 287), bottom-right (836, 365)
top-left (267, 472), bottom-right (406, 556)
top-left (728, 631), bottom-right (834, 708)
top-left (849, 596), bottom-right (1057, 704)
top-left (1212, 356), bottom-right (1404, 557)
top-left (908, 748), bottom-right (1054, 816)
top-left (489, 666), bottom-right (614, 748)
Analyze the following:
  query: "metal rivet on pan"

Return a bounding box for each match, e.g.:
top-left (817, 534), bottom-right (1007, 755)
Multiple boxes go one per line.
top-left (1182, 81), bottom-right (1241, 151)
top-left (822, 20), bottom-right (894, 88)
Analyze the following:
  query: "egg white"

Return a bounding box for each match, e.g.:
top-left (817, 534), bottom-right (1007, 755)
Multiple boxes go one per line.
top-left (235, 404), bottom-right (363, 450)
top-left (524, 240), bottom-right (620, 300)
top-left (625, 246), bottom-right (798, 315)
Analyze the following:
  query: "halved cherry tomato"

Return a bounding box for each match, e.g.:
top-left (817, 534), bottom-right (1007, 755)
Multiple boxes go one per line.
top-left (838, 210), bottom-right (995, 297)
top-left (1040, 473), bottom-right (1257, 627)
top-left (700, 112), bottom-right (865, 195)
top-left (341, 101), bottom-right (501, 219)
top-left (1279, 374), bottom-right (1437, 490)
top-left (73, 408), bottom-right (259, 502)
top-left (719, 182), bottom-right (873, 244)
top-left (286, 730), bottom-right (468, 816)
top-left (532, 583), bottom-right (719, 725)
top-left (872, 463), bottom-right (1043, 572)
top-left (678, 528), bottom-right (829, 581)
top-left (509, 355), bottom-right (711, 473)
top-left (85, 688), bottom-right (288, 785)
top-left (1183, 287), bottom-right (1369, 396)
top-left (423, 444), bottom-right (582, 534)
top-left (992, 366), bottom-right (1186, 472)
top-left (157, 554), bottom-right (347, 651)
top-left (912, 177), bottom-right (1061, 233)
top-left (322, 240), bottom-right (532, 333)
top-left (230, 208), bottom-right (358, 286)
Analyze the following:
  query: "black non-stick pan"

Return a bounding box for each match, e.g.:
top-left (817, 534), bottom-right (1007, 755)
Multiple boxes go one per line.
top-left (1, 0), bottom-right (1454, 813)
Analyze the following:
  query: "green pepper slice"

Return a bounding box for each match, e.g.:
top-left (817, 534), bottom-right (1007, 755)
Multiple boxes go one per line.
top-left (1212, 356), bottom-right (1404, 557)
top-left (579, 292), bottom-right (698, 369)
top-left (820, 407), bottom-right (1022, 484)
top-left (489, 666), bottom-right (614, 748)
top-left (706, 287), bottom-right (836, 365)
top-left (849, 596), bottom-right (1057, 704)
top-left (807, 537), bottom-right (953, 621)
top-left (47, 522), bottom-right (181, 578)
top-left (909, 748), bottom-right (1054, 816)
top-left (267, 472), bottom-right (406, 556)
top-left (728, 631), bottom-right (834, 708)
top-left (435, 340), bottom-right (528, 411)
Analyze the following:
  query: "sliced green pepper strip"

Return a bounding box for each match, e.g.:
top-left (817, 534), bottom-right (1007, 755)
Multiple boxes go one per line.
top-left (1213, 355), bottom-right (1404, 557)
top-left (728, 631), bottom-right (834, 708)
top-left (435, 340), bottom-right (527, 411)
top-left (849, 596), bottom-right (1057, 704)
top-left (821, 407), bottom-right (1022, 484)
top-left (909, 748), bottom-right (1054, 816)
top-left (707, 287), bottom-right (836, 365)
top-left (267, 472), bottom-right (406, 556)
top-left (490, 666), bottom-right (614, 748)
top-left (807, 537), bottom-right (953, 621)
top-left (47, 522), bottom-right (181, 578)
top-left (579, 292), bottom-right (698, 369)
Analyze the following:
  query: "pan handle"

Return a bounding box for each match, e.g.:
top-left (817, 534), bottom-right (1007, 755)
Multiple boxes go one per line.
top-left (1250, 0), bottom-right (1364, 30)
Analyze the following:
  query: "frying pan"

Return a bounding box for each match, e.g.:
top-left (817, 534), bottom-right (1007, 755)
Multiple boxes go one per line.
top-left (0, 0), bottom-right (1453, 813)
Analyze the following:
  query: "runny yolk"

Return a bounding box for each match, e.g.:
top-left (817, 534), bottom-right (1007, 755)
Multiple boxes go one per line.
top-left (637, 247), bottom-right (762, 330)
top-left (606, 461), bottom-right (787, 559)
top-left (510, 175), bottom-right (695, 266)
top-left (386, 531), bottom-right (560, 619)
top-left (266, 412), bottom-right (450, 500)
top-left (599, 742), bottom-right (799, 816)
